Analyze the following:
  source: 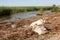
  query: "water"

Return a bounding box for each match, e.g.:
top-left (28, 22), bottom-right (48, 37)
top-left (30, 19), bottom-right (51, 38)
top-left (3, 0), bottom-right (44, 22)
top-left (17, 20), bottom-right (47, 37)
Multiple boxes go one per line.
top-left (0, 11), bottom-right (38, 21)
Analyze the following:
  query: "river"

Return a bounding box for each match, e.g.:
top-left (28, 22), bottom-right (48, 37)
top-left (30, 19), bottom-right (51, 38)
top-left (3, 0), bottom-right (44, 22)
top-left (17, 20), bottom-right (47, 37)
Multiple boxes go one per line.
top-left (0, 11), bottom-right (38, 21)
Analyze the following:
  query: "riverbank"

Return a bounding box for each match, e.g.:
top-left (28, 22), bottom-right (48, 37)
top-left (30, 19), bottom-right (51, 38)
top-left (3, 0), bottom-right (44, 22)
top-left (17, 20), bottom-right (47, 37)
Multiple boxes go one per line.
top-left (0, 6), bottom-right (40, 16)
top-left (0, 6), bottom-right (59, 16)
top-left (0, 12), bottom-right (60, 40)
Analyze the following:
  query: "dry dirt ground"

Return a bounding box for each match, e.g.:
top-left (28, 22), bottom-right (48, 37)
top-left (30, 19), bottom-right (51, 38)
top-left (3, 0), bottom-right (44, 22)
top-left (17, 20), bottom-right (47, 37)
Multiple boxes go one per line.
top-left (0, 12), bottom-right (60, 40)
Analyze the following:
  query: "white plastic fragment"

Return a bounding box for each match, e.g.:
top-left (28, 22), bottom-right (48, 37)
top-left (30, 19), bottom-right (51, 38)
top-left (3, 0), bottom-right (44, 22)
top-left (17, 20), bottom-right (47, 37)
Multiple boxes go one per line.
top-left (34, 26), bottom-right (48, 35)
top-left (30, 19), bottom-right (45, 28)
top-left (29, 19), bottom-right (48, 35)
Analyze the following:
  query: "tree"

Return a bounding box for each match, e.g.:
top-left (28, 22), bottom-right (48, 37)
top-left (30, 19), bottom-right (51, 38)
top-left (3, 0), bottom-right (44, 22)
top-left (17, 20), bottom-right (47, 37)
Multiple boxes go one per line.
top-left (52, 4), bottom-right (59, 12)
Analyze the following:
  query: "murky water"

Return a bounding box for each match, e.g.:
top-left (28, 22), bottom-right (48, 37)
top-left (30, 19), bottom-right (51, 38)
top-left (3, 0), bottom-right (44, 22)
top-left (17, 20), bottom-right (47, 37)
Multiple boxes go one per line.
top-left (0, 11), bottom-right (38, 21)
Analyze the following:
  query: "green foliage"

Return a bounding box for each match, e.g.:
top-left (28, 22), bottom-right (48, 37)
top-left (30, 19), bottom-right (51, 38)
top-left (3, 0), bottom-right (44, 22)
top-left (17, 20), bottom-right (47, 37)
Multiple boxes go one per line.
top-left (0, 6), bottom-right (59, 16)
top-left (51, 5), bottom-right (59, 12)
top-left (0, 9), bottom-right (12, 16)
top-left (0, 6), bottom-right (40, 16)
top-left (38, 5), bottom-right (59, 13)
top-left (38, 7), bottom-right (46, 15)
top-left (39, 8), bottom-right (44, 13)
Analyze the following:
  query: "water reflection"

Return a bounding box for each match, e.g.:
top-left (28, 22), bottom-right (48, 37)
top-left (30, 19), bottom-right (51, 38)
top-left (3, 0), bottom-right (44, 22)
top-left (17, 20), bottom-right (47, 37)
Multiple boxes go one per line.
top-left (0, 16), bottom-right (11, 21)
top-left (0, 12), bottom-right (37, 21)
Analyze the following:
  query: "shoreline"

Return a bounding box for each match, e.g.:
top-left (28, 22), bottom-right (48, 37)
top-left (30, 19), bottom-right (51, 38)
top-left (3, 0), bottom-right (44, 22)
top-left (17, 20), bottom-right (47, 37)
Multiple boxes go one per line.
top-left (0, 12), bottom-right (60, 40)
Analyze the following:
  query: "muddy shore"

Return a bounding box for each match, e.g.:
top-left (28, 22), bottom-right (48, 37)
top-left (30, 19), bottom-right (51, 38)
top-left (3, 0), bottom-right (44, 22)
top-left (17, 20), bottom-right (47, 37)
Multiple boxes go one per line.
top-left (0, 12), bottom-right (60, 40)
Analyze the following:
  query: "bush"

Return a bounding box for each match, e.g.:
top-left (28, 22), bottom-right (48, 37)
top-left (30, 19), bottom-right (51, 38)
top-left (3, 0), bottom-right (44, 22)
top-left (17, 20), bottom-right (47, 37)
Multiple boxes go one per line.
top-left (51, 5), bottom-right (59, 12)
top-left (0, 9), bottom-right (12, 16)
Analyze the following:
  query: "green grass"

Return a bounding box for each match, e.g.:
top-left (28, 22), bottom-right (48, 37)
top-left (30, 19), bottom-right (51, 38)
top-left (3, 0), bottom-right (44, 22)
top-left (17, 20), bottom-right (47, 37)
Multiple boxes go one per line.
top-left (0, 6), bottom-right (41, 13)
top-left (0, 6), bottom-right (59, 16)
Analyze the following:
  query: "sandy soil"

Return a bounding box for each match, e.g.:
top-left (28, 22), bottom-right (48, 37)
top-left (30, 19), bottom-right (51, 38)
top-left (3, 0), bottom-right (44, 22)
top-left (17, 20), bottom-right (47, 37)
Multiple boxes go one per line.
top-left (0, 12), bottom-right (60, 40)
